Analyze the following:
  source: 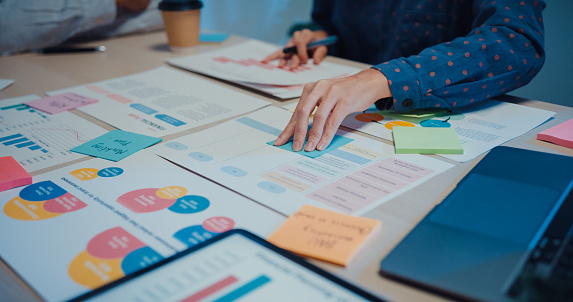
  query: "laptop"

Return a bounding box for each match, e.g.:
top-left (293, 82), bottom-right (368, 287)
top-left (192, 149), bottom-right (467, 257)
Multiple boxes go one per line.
top-left (379, 146), bottom-right (573, 301)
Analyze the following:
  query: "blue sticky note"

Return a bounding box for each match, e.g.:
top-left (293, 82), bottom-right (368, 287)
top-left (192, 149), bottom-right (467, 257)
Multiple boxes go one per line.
top-left (71, 130), bottom-right (162, 161)
top-left (199, 33), bottom-right (230, 43)
top-left (267, 135), bottom-right (354, 158)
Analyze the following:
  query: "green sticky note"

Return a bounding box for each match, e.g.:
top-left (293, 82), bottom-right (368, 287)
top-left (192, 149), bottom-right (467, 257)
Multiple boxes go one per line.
top-left (71, 130), bottom-right (162, 161)
top-left (392, 126), bottom-right (463, 154)
top-left (385, 109), bottom-right (449, 124)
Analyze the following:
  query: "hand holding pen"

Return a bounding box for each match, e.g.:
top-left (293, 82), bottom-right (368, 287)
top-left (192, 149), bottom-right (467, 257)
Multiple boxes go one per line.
top-left (262, 30), bottom-right (336, 68)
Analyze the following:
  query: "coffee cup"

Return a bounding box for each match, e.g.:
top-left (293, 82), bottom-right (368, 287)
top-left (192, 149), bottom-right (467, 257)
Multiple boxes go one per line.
top-left (158, 0), bottom-right (203, 50)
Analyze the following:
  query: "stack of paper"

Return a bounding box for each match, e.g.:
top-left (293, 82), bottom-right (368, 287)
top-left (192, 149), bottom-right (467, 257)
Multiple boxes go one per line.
top-left (167, 39), bottom-right (362, 99)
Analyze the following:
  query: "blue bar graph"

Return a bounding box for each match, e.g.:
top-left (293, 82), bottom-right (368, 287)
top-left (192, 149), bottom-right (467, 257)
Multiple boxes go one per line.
top-left (213, 275), bottom-right (271, 302)
top-left (0, 133), bottom-right (47, 154)
top-left (3, 138), bottom-right (28, 146)
top-left (15, 141), bottom-right (35, 148)
top-left (0, 134), bottom-right (23, 142)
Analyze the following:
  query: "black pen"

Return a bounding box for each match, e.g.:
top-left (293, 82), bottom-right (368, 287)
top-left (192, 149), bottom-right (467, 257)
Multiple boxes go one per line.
top-left (39, 46), bottom-right (106, 54)
top-left (282, 36), bottom-right (338, 54)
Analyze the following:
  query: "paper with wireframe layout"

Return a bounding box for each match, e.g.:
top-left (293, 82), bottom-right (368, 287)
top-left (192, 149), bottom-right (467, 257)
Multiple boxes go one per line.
top-left (46, 67), bottom-right (270, 137)
top-left (154, 106), bottom-right (454, 216)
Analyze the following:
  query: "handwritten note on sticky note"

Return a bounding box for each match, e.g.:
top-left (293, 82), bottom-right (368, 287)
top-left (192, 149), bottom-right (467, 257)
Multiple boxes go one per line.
top-left (267, 135), bottom-right (354, 158)
top-left (392, 126), bottom-right (463, 154)
top-left (0, 156), bottom-right (32, 192)
top-left (537, 119), bottom-right (573, 149)
top-left (267, 205), bottom-right (381, 266)
top-left (25, 92), bottom-right (98, 114)
top-left (71, 130), bottom-right (162, 161)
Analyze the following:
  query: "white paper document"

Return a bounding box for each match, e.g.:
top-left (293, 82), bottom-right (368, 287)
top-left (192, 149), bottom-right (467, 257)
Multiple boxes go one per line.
top-left (155, 106), bottom-right (454, 216)
top-left (167, 39), bottom-right (362, 97)
top-left (47, 67), bottom-right (270, 137)
top-left (0, 150), bottom-right (285, 302)
top-left (0, 95), bottom-right (107, 172)
top-left (239, 81), bottom-right (305, 99)
top-left (341, 99), bottom-right (555, 162)
top-left (0, 79), bottom-right (14, 91)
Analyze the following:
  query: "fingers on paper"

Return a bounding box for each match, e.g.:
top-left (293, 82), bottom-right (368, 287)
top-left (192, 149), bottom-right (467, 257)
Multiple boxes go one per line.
top-left (306, 80), bottom-right (349, 151)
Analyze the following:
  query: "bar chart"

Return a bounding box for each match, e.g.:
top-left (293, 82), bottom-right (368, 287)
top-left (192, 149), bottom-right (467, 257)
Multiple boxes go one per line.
top-left (0, 104), bottom-right (106, 172)
top-left (0, 133), bottom-right (49, 154)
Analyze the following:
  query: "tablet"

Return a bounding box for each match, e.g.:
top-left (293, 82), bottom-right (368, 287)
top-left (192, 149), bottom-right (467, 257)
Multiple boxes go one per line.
top-left (68, 229), bottom-right (384, 302)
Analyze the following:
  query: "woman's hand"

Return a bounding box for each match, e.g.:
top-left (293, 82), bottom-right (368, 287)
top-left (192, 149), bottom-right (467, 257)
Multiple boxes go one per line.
top-left (274, 69), bottom-right (393, 152)
top-left (262, 29), bottom-right (329, 68)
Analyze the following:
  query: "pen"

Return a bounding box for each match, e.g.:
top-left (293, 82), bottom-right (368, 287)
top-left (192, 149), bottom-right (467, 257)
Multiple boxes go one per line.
top-left (40, 46), bottom-right (106, 54)
top-left (282, 36), bottom-right (338, 54)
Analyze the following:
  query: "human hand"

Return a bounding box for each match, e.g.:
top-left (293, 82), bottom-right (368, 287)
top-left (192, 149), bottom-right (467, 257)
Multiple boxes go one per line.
top-left (115, 0), bottom-right (151, 11)
top-left (274, 69), bottom-right (393, 152)
top-left (262, 29), bottom-right (329, 68)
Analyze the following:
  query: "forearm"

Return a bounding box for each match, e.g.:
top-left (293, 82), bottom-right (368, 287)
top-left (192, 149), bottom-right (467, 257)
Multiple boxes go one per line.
top-left (0, 0), bottom-right (117, 54)
top-left (373, 0), bottom-right (545, 111)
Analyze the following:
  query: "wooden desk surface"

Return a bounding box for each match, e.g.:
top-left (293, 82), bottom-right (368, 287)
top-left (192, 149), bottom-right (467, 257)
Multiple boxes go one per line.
top-left (1, 31), bottom-right (572, 302)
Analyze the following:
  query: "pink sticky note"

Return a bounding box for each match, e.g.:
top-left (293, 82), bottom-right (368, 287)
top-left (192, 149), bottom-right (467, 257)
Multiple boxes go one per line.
top-left (537, 119), bottom-right (573, 149)
top-left (0, 156), bottom-right (32, 192)
top-left (25, 93), bottom-right (98, 114)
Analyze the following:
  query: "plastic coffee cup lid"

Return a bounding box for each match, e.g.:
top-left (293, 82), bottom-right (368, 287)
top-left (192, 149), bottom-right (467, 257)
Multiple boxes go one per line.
top-left (158, 0), bottom-right (203, 11)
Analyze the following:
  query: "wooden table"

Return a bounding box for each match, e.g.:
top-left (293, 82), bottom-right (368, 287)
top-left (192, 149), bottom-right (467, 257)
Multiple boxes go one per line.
top-left (1, 31), bottom-right (572, 302)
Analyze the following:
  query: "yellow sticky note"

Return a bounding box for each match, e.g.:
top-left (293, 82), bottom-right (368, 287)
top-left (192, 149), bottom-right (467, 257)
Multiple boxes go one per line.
top-left (267, 205), bottom-right (381, 266)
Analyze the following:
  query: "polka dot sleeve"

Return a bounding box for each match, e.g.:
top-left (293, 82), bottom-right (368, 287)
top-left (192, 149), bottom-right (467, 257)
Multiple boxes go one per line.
top-left (372, 0), bottom-right (546, 111)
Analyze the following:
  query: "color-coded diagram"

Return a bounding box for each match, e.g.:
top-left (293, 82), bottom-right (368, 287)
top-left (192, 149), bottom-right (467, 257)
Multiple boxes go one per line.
top-left (3, 181), bottom-right (87, 220)
top-left (174, 216), bottom-right (235, 247)
top-left (69, 167), bottom-right (124, 181)
top-left (352, 109), bottom-right (466, 129)
top-left (117, 186), bottom-right (210, 214)
top-left (69, 227), bottom-right (163, 289)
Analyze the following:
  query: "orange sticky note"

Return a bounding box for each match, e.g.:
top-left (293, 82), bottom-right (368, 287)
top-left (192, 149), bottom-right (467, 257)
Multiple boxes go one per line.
top-left (0, 156), bottom-right (32, 192)
top-left (267, 205), bottom-right (381, 266)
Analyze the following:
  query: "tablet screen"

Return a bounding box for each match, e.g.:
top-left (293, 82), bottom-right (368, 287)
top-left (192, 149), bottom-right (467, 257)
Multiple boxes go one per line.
top-left (73, 230), bottom-right (383, 302)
